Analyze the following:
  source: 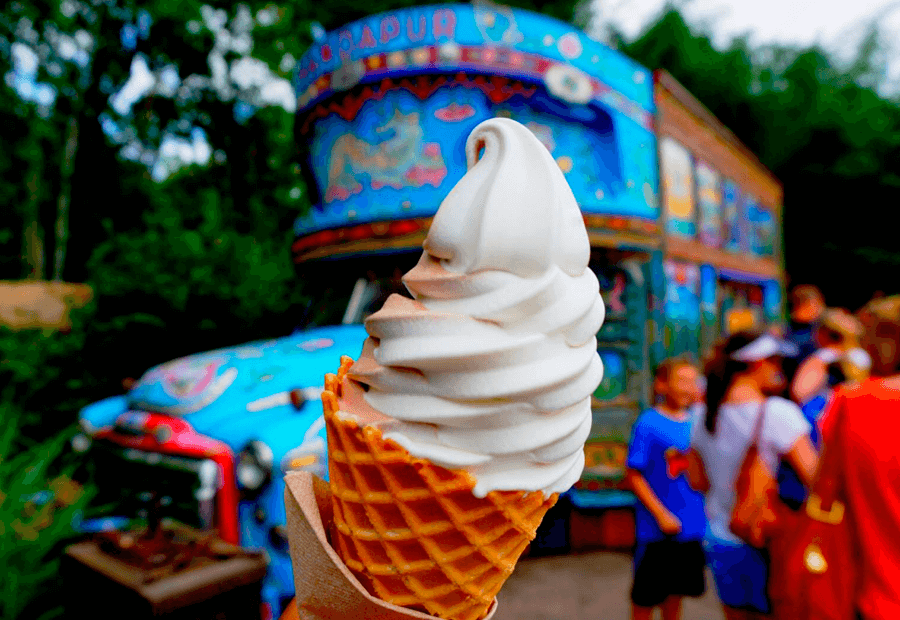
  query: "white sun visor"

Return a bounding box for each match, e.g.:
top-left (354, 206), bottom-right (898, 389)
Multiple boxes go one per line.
top-left (731, 334), bottom-right (799, 362)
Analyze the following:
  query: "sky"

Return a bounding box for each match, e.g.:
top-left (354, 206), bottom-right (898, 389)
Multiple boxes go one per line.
top-left (592, 0), bottom-right (900, 90)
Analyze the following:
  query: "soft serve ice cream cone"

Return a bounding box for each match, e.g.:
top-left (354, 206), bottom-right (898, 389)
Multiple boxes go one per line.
top-left (322, 117), bottom-right (605, 620)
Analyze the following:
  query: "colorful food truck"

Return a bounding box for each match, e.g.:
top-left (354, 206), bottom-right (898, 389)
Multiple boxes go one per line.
top-left (74, 3), bottom-right (787, 612)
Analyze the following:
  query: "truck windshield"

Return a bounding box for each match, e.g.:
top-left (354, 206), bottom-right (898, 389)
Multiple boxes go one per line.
top-left (296, 251), bottom-right (421, 329)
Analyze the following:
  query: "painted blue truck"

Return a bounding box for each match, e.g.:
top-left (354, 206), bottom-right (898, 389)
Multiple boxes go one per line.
top-left (75, 322), bottom-right (369, 616)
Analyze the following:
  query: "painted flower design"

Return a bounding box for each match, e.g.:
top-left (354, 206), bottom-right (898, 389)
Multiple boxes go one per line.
top-left (544, 63), bottom-right (593, 105)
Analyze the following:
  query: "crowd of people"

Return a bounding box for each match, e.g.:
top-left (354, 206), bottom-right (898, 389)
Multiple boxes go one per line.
top-left (625, 285), bottom-right (900, 620)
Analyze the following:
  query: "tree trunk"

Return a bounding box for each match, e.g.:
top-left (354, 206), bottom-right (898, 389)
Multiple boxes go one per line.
top-left (23, 155), bottom-right (45, 280)
top-left (53, 116), bottom-right (79, 281)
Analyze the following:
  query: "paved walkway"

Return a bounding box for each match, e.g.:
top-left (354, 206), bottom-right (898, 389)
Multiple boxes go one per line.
top-left (493, 551), bottom-right (724, 620)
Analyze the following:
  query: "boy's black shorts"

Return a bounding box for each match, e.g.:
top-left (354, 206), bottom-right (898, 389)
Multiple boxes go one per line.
top-left (630, 538), bottom-right (706, 608)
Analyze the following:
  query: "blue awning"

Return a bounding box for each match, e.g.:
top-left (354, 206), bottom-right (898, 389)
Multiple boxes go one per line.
top-left (566, 488), bottom-right (636, 509)
top-left (717, 268), bottom-right (777, 287)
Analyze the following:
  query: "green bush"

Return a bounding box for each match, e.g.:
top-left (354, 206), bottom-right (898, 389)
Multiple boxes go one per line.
top-left (0, 304), bottom-right (101, 444)
top-left (0, 401), bottom-right (93, 620)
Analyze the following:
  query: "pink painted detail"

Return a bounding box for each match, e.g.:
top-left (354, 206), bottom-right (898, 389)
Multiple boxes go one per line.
top-left (297, 338), bottom-right (335, 352)
top-left (371, 179), bottom-right (405, 191)
top-left (97, 413), bottom-right (240, 545)
top-left (404, 163), bottom-right (447, 187)
top-left (434, 103), bottom-right (476, 122)
top-left (608, 274), bottom-right (627, 314)
top-left (325, 183), bottom-right (363, 203)
top-left (422, 143), bottom-right (440, 158)
top-left (558, 33), bottom-right (583, 60)
top-left (161, 356), bottom-right (227, 400)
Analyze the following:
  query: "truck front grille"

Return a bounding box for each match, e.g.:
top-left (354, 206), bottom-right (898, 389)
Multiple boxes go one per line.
top-left (87, 439), bottom-right (218, 530)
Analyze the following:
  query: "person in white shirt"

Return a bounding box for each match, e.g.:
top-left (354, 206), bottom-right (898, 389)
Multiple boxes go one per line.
top-left (685, 331), bottom-right (819, 620)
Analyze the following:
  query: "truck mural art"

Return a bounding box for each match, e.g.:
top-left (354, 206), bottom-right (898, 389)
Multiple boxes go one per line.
top-left (322, 108), bottom-right (447, 203)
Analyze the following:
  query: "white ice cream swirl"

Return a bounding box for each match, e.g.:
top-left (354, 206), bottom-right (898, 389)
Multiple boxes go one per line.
top-left (347, 117), bottom-right (605, 498)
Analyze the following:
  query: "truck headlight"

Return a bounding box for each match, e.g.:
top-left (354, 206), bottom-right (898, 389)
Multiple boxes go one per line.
top-left (280, 438), bottom-right (326, 479)
top-left (237, 440), bottom-right (274, 497)
top-left (71, 419), bottom-right (96, 453)
top-left (71, 433), bottom-right (92, 453)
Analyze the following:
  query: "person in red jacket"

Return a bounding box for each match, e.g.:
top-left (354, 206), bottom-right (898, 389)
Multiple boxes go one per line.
top-left (816, 310), bottom-right (900, 620)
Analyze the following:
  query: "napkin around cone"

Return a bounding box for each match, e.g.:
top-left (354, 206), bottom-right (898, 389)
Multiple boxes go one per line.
top-left (284, 471), bottom-right (498, 620)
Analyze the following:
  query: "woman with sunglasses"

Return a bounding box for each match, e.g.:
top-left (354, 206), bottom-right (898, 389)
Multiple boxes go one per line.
top-left (686, 331), bottom-right (819, 619)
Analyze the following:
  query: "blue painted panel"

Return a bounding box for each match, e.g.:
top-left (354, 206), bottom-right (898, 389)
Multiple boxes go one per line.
top-left (696, 161), bottom-right (722, 247)
top-left (746, 197), bottom-right (776, 256)
top-left (294, 4), bottom-right (654, 113)
top-left (295, 78), bottom-right (658, 236)
top-left (567, 488), bottom-right (636, 509)
top-left (663, 260), bottom-right (700, 357)
top-left (723, 179), bottom-right (743, 253)
top-left (718, 268), bottom-right (774, 287)
top-left (595, 350), bottom-right (626, 401)
top-left (745, 195), bottom-right (761, 255)
top-left (660, 137), bottom-right (696, 239)
top-left (648, 251), bottom-right (667, 370)
top-left (763, 280), bottom-right (782, 322)
top-left (700, 264), bottom-right (718, 321)
top-left (663, 260), bottom-right (700, 325)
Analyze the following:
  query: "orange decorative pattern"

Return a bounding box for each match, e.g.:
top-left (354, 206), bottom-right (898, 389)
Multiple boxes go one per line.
top-left (292, 218), bottom-right (430, 258)
top-left (293, 214), bottom-right (662, 262)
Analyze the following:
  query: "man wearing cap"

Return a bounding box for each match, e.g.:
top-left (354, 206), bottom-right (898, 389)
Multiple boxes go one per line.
top-left (782, 285), bottom-right (825, 388)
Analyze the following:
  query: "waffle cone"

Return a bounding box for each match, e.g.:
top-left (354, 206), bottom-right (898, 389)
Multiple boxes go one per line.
top-left (322, 356), bottom-right (558, 620)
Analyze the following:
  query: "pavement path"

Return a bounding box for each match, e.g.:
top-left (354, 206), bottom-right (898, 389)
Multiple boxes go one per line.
top-left (493, 551), bottom-right (725, 620)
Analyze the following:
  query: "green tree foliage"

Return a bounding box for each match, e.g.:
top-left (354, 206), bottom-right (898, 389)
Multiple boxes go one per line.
top-left (1, 0), bottom-right (593, 397)
top-left (305, 0), bottom-right (590, 33)
top-left (615, 8), bottom-right (900, 308)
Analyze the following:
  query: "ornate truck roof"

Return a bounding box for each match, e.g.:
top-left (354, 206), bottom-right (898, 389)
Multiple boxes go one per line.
top-left (291, 4), bottom-right (661, 261)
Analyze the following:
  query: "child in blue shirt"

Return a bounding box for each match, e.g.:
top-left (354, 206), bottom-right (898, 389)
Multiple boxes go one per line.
top-left (627, 357), bottom-right (708, 620)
